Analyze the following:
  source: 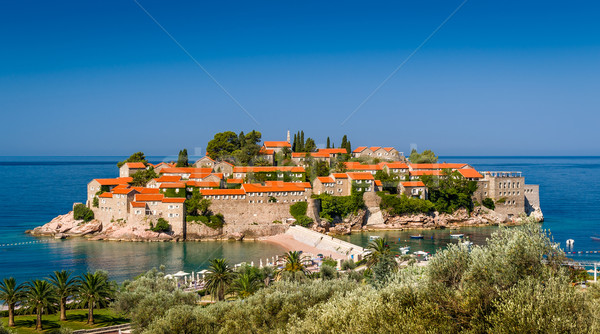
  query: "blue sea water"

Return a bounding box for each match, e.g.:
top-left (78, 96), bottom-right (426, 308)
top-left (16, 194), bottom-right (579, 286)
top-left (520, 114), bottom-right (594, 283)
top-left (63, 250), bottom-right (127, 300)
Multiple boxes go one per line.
top-left (0, 156), bottom-right (599, 282)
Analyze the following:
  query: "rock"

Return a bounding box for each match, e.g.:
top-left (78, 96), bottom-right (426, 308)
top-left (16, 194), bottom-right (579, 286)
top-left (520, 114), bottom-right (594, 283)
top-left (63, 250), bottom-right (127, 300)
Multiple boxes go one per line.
top-left (230, 232), bottom-right (245, 241)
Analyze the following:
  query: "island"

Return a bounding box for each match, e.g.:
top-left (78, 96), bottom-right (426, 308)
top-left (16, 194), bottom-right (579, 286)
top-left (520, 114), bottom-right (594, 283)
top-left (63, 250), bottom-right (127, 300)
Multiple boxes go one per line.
top-left (29, 130), bottom-right (543, 241)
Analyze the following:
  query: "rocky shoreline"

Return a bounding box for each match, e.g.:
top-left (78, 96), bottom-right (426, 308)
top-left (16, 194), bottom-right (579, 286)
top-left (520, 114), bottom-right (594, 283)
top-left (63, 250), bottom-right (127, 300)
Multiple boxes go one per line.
top-left (28, 206), bottom-right (544, 242)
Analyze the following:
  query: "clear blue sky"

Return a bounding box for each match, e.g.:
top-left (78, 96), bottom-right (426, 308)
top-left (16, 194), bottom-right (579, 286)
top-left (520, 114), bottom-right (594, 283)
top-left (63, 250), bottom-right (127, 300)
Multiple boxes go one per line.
top-left (1, 1), bottom-right (599, 156)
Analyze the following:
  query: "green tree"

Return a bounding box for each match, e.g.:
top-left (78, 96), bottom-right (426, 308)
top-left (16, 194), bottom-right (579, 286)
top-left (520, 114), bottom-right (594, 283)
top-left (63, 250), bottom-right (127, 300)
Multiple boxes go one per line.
top-left (185, 190), bottom-right (211, 216)
top-left (151, 218), bottom-right (170, 233)
top-left (117, 152), bottom-right (147, 168)
top-left (48, 270), bottom-right (78, 321)
top-left (238, 131), bottom-right (246, 148)
top-left (364, 238), bottom-right (393, 268)
top-left (206, 131), bottom-right (240, 159)
top-left (374, 170), bottom-right (399, 193)
top-left (315, 160), bottom-right (330, 177)
top-left (25, 280), bottom-right (58, 331)
top-left (408, 149), bottom-right (438, 163)
top-left (304, 138), bottom-right (316, 152)
top-left (482, 198), bottom-right (495, 210)
top-left (231, 271), bottom-right (263, 299)
top-left (340, 135), bottom-right (347, 150)
top-left (0, 278), bottom-right (25, 327)
top-left (73, 203), bottom-right (94, 222)
top-left (421, 170), bottom-right (478, 214)
top-left (205, 259), bottom-right (237, 301)
top-left (176, 149), bottom-right (189, 167)
top-left (326, 137), bottom-right (331, 148)
top-left (130, 167), bottom-right (158, 187)
top-left (276, 251), bottom-right (311, 281)
top-left (77, 271), bottom-right (115, 324)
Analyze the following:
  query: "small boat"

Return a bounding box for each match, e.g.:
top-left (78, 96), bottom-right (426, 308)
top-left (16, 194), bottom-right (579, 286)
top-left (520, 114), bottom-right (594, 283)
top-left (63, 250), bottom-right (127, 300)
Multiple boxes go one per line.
top-left (450, 234), bottom-right (464, 238)
top-left (369, 236), bottom-right (381, 240)
top-left (399, 246), bottom-right (410, 255)
top-left (566, 239), bottom-right (575, 246)
top-left (414, 251), bottom-right (429, 256)
top-left (410, 235), bottom-right (424, 239)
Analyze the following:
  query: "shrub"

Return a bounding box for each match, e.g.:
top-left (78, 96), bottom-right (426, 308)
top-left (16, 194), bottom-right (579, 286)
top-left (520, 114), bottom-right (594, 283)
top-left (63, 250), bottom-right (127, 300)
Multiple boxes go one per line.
top-left (73, 204), bottom-right (94, 222)
top-left (150, 218), bottom-right (170, 233)
top-left (92, 196), bottom-right (99, 208)
top-left (208, 214), bottom-right (225, 229)
top-left (290, 201), bottom-right (308, 219)
top-left (379, 193), bottom-right (435, 215)
top-left (482, 198), bottom-right (495, 210)
top-left (322, 257), bottom-right (337, 267)
top-left (295, 215), bottom-right (313, 227)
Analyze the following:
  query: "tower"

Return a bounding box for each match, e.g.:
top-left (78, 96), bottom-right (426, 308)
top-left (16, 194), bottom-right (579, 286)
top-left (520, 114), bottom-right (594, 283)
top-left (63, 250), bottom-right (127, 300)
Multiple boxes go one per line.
top-left (287, 130), bottom-right (290, 143)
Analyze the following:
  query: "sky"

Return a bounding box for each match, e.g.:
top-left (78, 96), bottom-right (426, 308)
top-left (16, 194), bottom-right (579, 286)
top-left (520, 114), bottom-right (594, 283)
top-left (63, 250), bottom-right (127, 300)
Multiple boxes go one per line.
top-left (0, 0), bottom-right (599, 156)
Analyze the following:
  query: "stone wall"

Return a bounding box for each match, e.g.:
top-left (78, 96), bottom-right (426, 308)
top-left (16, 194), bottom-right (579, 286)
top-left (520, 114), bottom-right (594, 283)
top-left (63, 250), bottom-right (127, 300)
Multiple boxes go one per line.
top-left (524, 184), bottom-right (540, 213)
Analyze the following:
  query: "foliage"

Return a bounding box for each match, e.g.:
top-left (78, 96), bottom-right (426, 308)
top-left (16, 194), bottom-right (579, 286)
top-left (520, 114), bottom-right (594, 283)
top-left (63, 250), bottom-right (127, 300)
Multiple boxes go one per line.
top-left (186, 213), bottom-right (224, 229)
top-left (374, 170), bottom-right (399, 193)
top-left (92, 196), bottom-right (99, 208)
top-left (289, 202), bottom-right (308, 219)
top-left (378, 193), bottom-right (435, 215)
top-left (73, 204), bottom-right (94, 222)
top-left (150, 218), bottom-right (170, 233)
top-left (230, 271), bottom-right (263, 299)
top-left (317, 188), bottom-right (365, 221)
top-left (314, 160), bottom-right (330, 177)
top-left (117, 152), bottom-right (147, 168)
top-left (319, 265), bottom-right (338, 280)
top-left (130, 167), bottom-right (157, 187)
top-left (421, 170), bottom-right (478, 214)
top-left (276, 251), bottom-right (311, 281)
top-left (205, 259), bottom-right (237, 301)
top-left (340, 259), bottom-right (357, 270)
top-left (206, 131), bottom-right (239, 160)
top-left (0, 278), bottom-right (25, 327)
top-left (482, 197), bottom-right (496, 210)
top-left (295, 215), bottom-right (314, 227)
top-left (408, 148), bottom-right (438, 163)
top-left (76, 271), bottom-right (116, 324)
top-left (113, 268), bottom-right (196, 331)
top-left (175, 149), bottom-right (189, 167)
top-left (185, 190), bottom-right (211, 216)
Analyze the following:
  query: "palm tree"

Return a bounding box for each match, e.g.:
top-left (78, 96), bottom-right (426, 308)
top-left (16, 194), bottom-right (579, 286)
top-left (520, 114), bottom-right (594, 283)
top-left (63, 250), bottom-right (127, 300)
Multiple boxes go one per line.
top-left (204, 258), bottom-right (237, 301)
top-left (231, 272), bottom-right (262, 299)
top-left (77, 271), bottom-right (115, 324)
top-left (0, 278), bottom-right (25, 327)
top-left (48, 270), bottom-right (78, 321)
top-left (275, 251), bottom-right (311, 280)
top-left (365, 238), bottom-right (393, 267)
top-left (24, 280), bottom-right (58, 331)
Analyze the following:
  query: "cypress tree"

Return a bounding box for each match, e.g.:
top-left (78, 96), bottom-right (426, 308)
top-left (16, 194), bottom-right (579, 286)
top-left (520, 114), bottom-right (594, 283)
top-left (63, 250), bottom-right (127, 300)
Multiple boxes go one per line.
top-left (292, 134), bottom-right (297, 152)
top-left (239, 131), bottom-right (246, 148)
top-left (326, 137), bottom-right (331, 149)
top-left (341, 135), bottom-right (348, 149)
top-left (346, 141), bottom-right (352, 154)
top-left (300, 131), bottom-right (305, 152)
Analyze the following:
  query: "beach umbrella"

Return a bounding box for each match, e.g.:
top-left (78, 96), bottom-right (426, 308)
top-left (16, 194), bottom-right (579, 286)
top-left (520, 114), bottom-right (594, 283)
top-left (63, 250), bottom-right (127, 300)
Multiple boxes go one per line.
top-left (259, 259), bottom-right (263, 268)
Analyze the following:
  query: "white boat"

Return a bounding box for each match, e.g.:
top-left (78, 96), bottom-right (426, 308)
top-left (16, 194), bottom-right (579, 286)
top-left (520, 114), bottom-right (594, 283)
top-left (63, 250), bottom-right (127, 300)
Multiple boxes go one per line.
top-left (566, 239), bottom-right (575, 246)
top-left (369, 236), bottom-right (382, 240)
top-left (450, 234), bottom-right (464, 238)
top-left (399, 246), bottom-right (410, 255)
top-left (414, 251), bottom-right (429, 256)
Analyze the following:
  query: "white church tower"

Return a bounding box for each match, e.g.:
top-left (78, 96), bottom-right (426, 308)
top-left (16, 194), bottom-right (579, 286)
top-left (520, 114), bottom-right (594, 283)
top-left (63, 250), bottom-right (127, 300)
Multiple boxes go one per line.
top-left (287, 130), bottom-right (290, 143)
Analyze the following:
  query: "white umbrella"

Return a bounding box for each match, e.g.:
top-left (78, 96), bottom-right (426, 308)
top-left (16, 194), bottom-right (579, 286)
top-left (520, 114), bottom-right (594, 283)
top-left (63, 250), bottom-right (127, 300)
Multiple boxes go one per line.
top-left (260, 259), bottom-right (263, 268)
top-left (172, 271), bottom-right (189, 277)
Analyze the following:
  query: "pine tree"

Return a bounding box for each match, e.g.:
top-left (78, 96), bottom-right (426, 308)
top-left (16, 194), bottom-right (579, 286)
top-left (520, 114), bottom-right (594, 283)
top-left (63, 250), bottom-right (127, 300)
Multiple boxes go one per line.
top-left (326, 137), bottom-right (331, 149)
top-left (239, 131), bottom-right (246, 148)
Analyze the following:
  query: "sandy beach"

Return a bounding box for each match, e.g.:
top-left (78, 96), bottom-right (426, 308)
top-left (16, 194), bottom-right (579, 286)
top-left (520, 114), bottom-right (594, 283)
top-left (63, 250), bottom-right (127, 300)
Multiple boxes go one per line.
top-left (262, 234), bottom-right (348, 260)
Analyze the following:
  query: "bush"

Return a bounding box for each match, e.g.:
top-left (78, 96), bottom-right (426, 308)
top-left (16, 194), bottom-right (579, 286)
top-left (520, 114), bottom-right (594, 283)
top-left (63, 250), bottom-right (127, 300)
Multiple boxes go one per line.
top-left (73, 203), bottom-right (94, 222)
top-left (208, 214), bottom-right (225, 229)
top-left (92, 196), bottom-right (99, 208)
top-left (150, 218), bottom-right (170, 233)
top-left (379, 193), bottom-right (435, 215)
top-left (482, 198), bottom-right (495, 210)
top-left (295, 215), bottom-right (313, 227)
top-left (322, 257), bottom-right (337, 267)
top-left (290, 201), bottom-right (308, 219)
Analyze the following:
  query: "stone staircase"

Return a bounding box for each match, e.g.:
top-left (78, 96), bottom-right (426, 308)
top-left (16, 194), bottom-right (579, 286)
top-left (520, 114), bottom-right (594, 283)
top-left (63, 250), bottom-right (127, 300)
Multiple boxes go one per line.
top-left (363, 192), bottom-right (384, 226)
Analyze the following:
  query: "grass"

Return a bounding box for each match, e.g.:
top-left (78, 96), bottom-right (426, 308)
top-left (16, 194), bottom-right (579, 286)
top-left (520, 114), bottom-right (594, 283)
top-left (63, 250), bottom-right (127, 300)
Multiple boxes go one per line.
top-left (1, 308), bottom-right (129, 334)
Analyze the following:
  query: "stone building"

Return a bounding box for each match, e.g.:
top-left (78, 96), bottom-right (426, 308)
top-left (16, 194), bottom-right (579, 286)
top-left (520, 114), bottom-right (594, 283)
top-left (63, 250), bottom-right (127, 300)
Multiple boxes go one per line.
top-left (352, 146), bottom-right (403, 161)
top-left (119, 162), bottom-right (146, 177)
top-left (472, 171), bottom-right (538, 218)
top-left (193, 156), bottom-right (216, 168)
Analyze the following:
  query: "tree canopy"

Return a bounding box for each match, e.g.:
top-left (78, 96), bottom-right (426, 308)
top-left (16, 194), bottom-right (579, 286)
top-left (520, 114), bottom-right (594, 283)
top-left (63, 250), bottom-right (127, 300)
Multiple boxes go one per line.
top-left (176, 149), bottom-right (189, 167)
top-left (408, 149), bottom-right (438, 163)
top-left (117, 152), bottom-right (147, 168)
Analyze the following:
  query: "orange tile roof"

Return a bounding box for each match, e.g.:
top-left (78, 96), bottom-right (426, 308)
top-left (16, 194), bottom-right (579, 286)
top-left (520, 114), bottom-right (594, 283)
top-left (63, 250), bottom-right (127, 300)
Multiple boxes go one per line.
top-left (149, 162), bottom-right (174, 168)
top-left (263, 141), bottom-right (291, 148)
top-left (332, 173), bottom-right (348, 179)
top-left (347, 172), bottom-right (375, 180)
top-left (409, 170), bottom-right (444, 176)
top-left (130, 202), bottom-right (146, 208)
top-left (457, 168), bottom-right (483, 179)
top-left (292, 152), bottom-right (310, 158)
top-left (186, 181), bottom-right (220, 188)
top-left (135, 194), bottom-right (164, 202)
top-left (154, 175), bottom-right (182, 183)
top-left (242, 182), bottom-right (308, 193)
top-left (384, 162), bottom-right (409, 169)
top-left (300, 182), bottom-right (312, 189)
top-left (132, 187), bottom-right (160, 194)
top-left (375, 180), bottom-right (382, 186)
top-left (113, 184), bottom-right (129, 190)
top-left (316, 177), bottom-right (334, 183)
top-left (93, 177), bottom-right (132, 186)
top-left (226, 178), bottom-right (244, 184)
top-left (162, 198), bottom-right (186, 203)
top-left (98, 192), bottom-right (113, 198)
top-left (200, 189), bottom-right (246, 196)
top-left (211, 173), bottom-right (224, 179)
top-left (160, 167), bottom-right (212, 174)
top-left (318, 148), bottom-right (347, 154)
top-left (409, 163), bottom-right (467, 170)
top-left (369, 146), bottom-right (381, 152)
top-left (353, 146), bottom-right (367, 153)
top-left (188, 173), bottom-right (212, 179)
top-left (311, 152), bottom-right (331, 158)
top-left (112, 188), bottom-right (138, 195)
top-left (232, 166), bottom-right (305, 173)
top-left (402, 181), bottom-right (425, 187)
top-left (125, 162), bottom-right (146, 169)
top-left (259, 148), bottom-right (274, 155)
top-left (197, 156), bottom-right (215, 162)
top-left (159, 182), bottom-right (186, 189)
top-left (383, 147), bottom-right (396, 152)
top-left (343, 162), bottom-right (383, 171)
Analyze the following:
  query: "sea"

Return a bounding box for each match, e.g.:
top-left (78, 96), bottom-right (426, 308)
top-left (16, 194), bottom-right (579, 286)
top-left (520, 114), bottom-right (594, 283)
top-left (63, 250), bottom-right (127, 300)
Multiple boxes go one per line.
top-left (0, 156), bottom-right (599, 282)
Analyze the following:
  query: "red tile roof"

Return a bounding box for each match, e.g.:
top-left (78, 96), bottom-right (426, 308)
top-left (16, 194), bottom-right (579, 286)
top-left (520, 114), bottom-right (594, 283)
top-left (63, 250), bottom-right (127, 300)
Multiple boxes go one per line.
top-left (375, 180), bottom-right (382, 186)
top-left (130, 202), bottom-right (146, 208)
top-left (383, 147), bottom-right (396, 152)
top-left (232, 166), bottom-right (305, 173)
top-left (457, 168), bottom-right (483, 179)
top-left (132, 187), bottom-right (160, 194)
top-left (332, 173), bottom-right (348, 179)
top-left (154, 175), bottom-right (182, 183)
top-left (409, 163), bottom-right (467, 170)
top-left (409, 170), bottom-right (444, 176)
top-left (384, 162), bottom-right (409, 169)
top-left (112, 188), bottom-right (138, 195)
top-left (343, 162), bottom-right (383, 171)
top-left (135, 194), bottom-right (164, 202)
top-left (160, 167), bottom-right (212, 174)
top-left (98, 192), bottom-right (113, 198)
top-left (263, 141), bottom-right (291, 148)
top-left (159, 182), bottom-right (186, 189)
top-left (186, 181), bottom-right (220, 188)
top-left (369, 146), bottom-right (381, 152)
top-left (125, 162), bottom-right (146, 169)
top-left (259, 148), bottom-right (274, 155)
top-left (226, 178), bottom-right (244, 184)
top-left (93, 177), bottom-right (132, 186)
top-left (211, 173), bottom-right (224, 179)
top-left (353, 146), bottom-right (367, 153)
top-left (188, 173), bottom-right (211, 179)
top-left (316, 177), bottom-right (334, 183)
top-left (242, 182), bottom-right (308, 193)
top-left (347, 172), bottom-right (375, 180)
top-left (402, 181), bottom-right (425, 187)
top-left (162, 198), bottom-right (186, 203)
top-left (200, 189), bottom-right (246, 196)
top-left (318, 148), bottom-right (347, 154)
